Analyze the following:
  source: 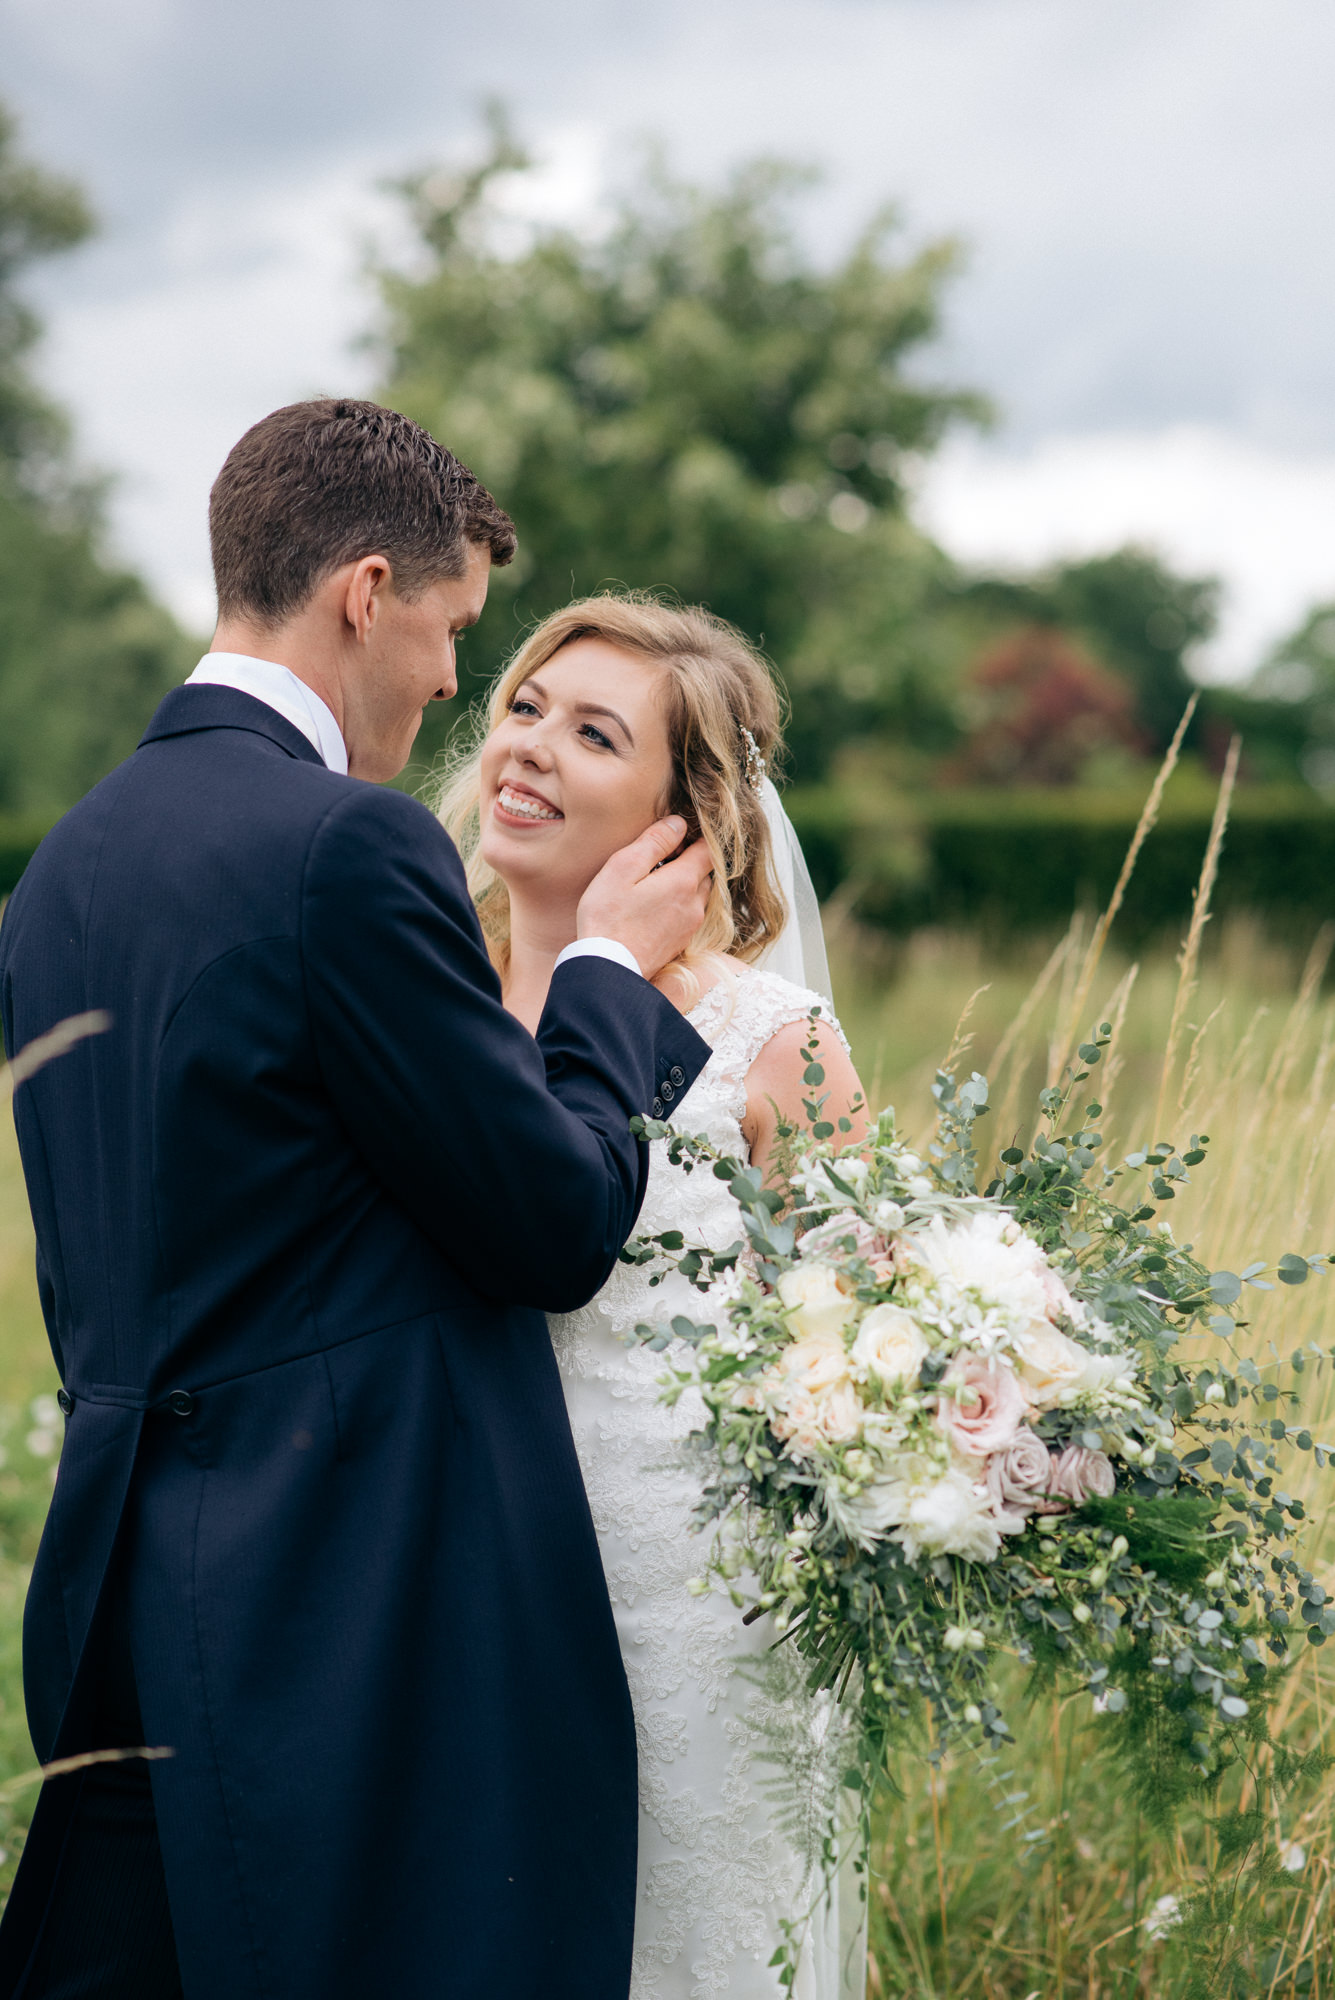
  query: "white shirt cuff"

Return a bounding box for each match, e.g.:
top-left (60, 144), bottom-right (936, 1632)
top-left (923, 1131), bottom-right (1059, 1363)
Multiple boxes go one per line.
top-left (554, 938), bottom-right (644, 979)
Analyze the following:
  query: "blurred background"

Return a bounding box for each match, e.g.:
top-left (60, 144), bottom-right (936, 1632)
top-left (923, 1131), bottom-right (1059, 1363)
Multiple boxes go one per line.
top-left (2, 0), bottom-right (1335, 947)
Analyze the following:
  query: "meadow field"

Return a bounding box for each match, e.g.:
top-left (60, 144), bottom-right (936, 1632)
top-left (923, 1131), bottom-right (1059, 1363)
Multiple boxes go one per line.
top-left (0, 915), bottom-right (1333, 1994)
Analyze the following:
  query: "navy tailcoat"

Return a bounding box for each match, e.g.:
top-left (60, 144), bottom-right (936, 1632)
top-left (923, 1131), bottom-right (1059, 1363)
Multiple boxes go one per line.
top-left (0, 685), bottom-right (709, 1998)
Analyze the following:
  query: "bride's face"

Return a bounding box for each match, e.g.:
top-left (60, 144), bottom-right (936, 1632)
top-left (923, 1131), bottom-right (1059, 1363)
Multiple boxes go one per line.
top-left (478, 637), bottom-right (676, 907)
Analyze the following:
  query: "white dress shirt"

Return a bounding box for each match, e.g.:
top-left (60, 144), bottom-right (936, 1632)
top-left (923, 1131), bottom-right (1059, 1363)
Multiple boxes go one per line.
top-left (181, 654), bottom-right (641, 981)
top-left (186, 653), bottom-right (349, 775)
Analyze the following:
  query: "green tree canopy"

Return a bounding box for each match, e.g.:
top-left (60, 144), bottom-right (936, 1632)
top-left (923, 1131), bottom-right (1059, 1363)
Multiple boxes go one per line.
top-left (0, 106), bottom-right (191, 821)
top-left (372, 113), bottom-right (989, 779)
top-left (1229, 599), bottom-right (1335, 793)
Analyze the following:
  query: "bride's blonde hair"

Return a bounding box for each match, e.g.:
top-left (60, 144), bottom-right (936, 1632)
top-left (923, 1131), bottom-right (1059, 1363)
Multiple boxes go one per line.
top-left (432, 592), bottom-right (788, 992)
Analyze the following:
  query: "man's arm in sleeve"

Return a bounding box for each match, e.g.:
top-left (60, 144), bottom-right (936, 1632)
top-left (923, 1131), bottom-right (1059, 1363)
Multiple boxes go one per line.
top-left (301, 784), bottom-right (709, 1311)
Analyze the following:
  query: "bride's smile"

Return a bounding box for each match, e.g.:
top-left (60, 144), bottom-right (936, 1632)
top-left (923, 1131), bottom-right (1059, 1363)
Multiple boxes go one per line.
top-left (478, 635), bottom-right (676, 913)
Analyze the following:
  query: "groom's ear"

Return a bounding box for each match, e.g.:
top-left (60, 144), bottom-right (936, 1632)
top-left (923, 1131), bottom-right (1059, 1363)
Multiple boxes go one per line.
top-left (342, 554), bottom-right (395, 642)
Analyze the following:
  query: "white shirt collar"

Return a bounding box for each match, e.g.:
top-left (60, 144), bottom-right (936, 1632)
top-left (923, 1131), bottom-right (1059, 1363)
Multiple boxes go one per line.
top-left (184, 654), bottom-right (349, 776)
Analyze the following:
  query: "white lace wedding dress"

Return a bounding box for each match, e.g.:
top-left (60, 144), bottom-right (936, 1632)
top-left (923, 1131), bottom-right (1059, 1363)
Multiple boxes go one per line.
top-left (549, 966), bottom-right (868, 2000)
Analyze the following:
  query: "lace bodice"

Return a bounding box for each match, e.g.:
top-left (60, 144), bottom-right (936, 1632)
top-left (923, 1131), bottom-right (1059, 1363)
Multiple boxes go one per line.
top-left (549, 967), bottom-right (865, 2000)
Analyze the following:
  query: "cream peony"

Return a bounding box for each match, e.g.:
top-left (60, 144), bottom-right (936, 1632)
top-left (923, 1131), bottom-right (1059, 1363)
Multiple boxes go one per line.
top-left (851, 1304), bottom-right (929, 1386)
top-left (894, 1469), bottom-right (1004, 1563)
top-left (906, 1211), bottom-right (1054, 1322)
top-left (777, 1261), bottom-right (859, 1342)
top-left (936, 1357), bottom-right (1028, 1458)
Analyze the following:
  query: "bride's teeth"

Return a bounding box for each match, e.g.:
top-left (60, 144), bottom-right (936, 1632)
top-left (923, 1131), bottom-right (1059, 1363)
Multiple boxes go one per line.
top-left (499, 786), bottom-right (561, 821)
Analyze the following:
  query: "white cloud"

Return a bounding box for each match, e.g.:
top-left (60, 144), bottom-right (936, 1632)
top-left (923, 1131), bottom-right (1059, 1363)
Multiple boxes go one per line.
top-left (916, 427), bottom-right (1335, 679)
top-left (9, 0), bottom-right (1335, 643)
top-left (38, 162), bottom-right (400, 630)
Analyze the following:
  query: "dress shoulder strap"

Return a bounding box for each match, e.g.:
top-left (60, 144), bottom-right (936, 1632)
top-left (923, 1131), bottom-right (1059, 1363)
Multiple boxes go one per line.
top-left (694, 967), bottom-right (849, 1086)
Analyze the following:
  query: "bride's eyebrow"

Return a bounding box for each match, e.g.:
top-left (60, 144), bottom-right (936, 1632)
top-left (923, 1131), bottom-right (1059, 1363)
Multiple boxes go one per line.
top-left (522, 678), bottom-right (634, 746)
top-left (576, 702), bottom-right (633, 746)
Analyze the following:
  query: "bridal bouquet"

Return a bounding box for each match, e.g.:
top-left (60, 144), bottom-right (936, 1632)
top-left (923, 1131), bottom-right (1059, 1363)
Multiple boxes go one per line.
top-left (626, 1014), bottom-right (1335, 1800)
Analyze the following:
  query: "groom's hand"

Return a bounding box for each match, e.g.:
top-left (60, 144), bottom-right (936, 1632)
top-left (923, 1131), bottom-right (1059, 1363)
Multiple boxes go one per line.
top-left (577, 816), bottom-right (714, 978)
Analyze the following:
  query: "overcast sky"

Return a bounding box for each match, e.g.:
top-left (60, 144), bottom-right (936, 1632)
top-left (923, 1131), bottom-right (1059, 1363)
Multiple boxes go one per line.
top-left (5, 0), bottom-right (1335, 673)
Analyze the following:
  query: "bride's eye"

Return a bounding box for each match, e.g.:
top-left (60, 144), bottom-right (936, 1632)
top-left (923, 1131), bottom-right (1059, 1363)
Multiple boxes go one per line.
top-left (508, 697), bottom-right (540, 718)
top-left (579, 723), bottom-right (614, 750)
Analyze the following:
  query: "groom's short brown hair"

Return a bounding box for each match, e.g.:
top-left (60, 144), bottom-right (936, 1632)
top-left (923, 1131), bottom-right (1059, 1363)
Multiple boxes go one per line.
top-left (209, 398), bottom-right (516, 624)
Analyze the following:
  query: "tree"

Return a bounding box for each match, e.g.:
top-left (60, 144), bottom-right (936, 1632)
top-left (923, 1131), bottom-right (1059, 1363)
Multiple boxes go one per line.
top-left (1231, 600), bottom-right (1335, 792)
top-left (949, 626), bottom-right (1144, 786)
top-left (371, 112), bottom-right (989, 779)
top-left (0, 105), bottom-right (191, 820)
top-left (952, 546), bottom-right (1217, 756)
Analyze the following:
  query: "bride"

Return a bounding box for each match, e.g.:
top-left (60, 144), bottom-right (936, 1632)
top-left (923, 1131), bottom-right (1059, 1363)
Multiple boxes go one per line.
top-left (437, 593), bottom-right (870, 2000)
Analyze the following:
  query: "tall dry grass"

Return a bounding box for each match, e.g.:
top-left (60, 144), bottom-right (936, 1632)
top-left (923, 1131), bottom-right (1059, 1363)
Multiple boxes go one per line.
top-left (831, 746), bottom-right (1335, 1999)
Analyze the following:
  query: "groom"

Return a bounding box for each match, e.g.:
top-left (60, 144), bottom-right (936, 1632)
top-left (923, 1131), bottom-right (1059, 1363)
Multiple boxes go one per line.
top-left (0, 398), bottom-right (713, 1999)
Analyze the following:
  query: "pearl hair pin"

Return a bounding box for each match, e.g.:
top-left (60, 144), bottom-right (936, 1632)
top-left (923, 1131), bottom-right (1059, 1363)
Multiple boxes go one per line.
top-left (740, 727), bottom-right (767, 792)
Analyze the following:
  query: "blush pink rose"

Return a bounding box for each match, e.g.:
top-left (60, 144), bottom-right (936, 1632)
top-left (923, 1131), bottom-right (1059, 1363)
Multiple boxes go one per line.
top-left (984, 1428), bottom-right (1065, 1533)
top-left (936, 1358), bottom-right (1028, 1459)
top-left (799, 1211), bottom-right (880, 1261)
top-left (1048, 1444), bottom-right (1116, 1504)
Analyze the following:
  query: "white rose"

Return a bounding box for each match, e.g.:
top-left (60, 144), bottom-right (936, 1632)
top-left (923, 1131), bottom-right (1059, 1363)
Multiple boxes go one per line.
top-left (894, 1468), bottom-right (1003, 1564)
top-left (1012, 1324), bottom-right (1091, 1408)
top-left (874, 1199), bottom-right (906, 1233)
top-left (816, 1382), bottom-right (865, 1444)
top-left (1015, 1326), bottom-right (1133, 1409)
top-left (773, 1332), bottom-right (851, 1400)
top-left (777, 1263), bottom-right (859, 1342)
top-left (851, 1304), bottom-right (928, 1387)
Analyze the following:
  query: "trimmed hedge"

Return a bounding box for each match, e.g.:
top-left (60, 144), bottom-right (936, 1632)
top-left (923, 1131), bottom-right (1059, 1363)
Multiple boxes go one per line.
top-left (5, 791), bottom-right (1333, 942)
top-left (786, 784), bottom-right (1335, 940)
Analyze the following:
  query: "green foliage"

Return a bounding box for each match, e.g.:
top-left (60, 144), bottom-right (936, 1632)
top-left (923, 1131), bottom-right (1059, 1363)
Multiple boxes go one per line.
top-left (0, 485), bottom-right (193, 817)
top-left (0, 105), bottom-right (192, 818)
top-left (372, 109), bottom-right (987, 779)
top-left (0, 103), bottom-right (92, 482)
top-left (789, 779), bottom-right (1335, 940)
top-left (1078, 1490), bottom-right (1216, 1589)
top-left (1239, 598), bottom-right (1335, 795)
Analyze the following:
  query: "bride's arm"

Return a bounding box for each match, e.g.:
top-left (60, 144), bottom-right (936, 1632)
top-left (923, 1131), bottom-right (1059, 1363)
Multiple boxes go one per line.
top-left (740, 1019), bottom-right (869, 1177)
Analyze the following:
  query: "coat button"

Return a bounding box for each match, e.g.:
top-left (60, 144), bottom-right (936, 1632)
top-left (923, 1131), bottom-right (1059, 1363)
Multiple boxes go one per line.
top-left (651, 1098), bottom-right (663, 1118)
top-left (669, 1066), bottom-right (685, 1088)
top-left (169, 1390), bottom-right (194, 1417)
top-left (56, 1389), bottom-right (73, 1417)
top-left (660, 1080), bottom-right (675, 1103)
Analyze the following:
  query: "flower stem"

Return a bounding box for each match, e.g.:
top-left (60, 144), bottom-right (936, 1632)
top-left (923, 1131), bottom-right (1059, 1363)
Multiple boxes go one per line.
top-left (926, 1709), bottom-right (950, 1996)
